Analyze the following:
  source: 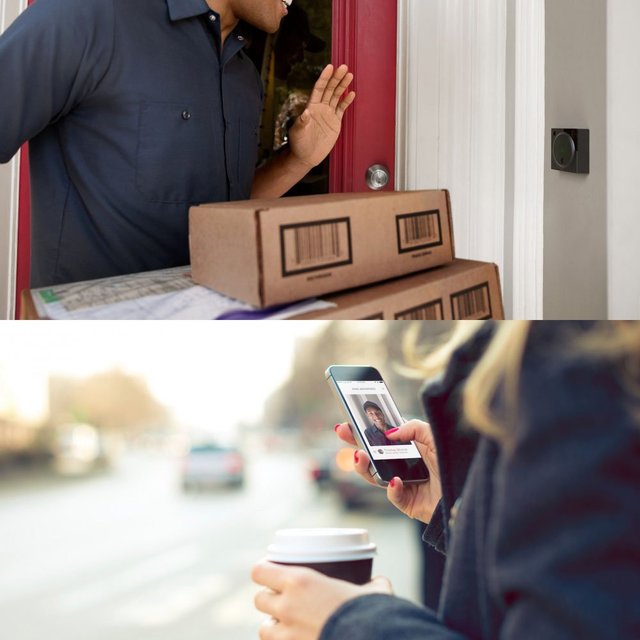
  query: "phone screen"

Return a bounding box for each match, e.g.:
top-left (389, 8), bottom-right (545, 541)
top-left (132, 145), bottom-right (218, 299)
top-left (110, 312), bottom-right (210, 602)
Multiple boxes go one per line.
top-left (327, 365), bottom-right (429, 484)
top-left (336, 379), bottom-right (422, 461)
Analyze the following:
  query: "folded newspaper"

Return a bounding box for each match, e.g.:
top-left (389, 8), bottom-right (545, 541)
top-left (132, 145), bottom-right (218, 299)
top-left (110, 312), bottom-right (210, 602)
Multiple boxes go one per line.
top-left (29, 266), bottom-right (335, 320)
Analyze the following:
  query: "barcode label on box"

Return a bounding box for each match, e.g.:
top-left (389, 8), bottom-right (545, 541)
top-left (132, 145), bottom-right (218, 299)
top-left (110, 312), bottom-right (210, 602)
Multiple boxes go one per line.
top-left (451, 283), bottom-right (492, 319)
top-left (395, 299), bottom-right (444, 320)
top-left (396, 210), bottom-right (443, 253)
top-left (280, 218), bottom-right (352, 277)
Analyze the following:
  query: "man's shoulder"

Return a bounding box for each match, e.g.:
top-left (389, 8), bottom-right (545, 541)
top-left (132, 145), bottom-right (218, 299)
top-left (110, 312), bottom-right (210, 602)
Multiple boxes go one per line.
top-left (2, 0), bottom-right (117, 53)
top-left (30, 0), bottom-right (111, 12)
top-left (23, 0), bottom-right (115, 24)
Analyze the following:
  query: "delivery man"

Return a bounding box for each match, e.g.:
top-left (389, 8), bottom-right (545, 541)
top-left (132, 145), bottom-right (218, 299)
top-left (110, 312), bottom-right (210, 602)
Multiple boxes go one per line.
top-left (0, 0), bottom-right (355, 287)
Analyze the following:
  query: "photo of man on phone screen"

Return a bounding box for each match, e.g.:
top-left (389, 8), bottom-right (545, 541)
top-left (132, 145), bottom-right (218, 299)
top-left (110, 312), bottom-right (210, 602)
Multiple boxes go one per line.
top-left (362, 401), bottom-right (410, 447)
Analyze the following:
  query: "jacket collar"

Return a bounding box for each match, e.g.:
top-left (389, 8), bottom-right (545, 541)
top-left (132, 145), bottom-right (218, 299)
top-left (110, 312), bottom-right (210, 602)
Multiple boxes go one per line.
top-left (165, 0), bottom-right (249, 59)
top-left (166, 0), bottom-right (211, 22)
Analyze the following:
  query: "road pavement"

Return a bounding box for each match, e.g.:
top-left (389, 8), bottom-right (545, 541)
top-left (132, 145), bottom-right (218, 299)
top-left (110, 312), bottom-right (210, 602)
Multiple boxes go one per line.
top-left (0, 449), bottom-right (422, 640)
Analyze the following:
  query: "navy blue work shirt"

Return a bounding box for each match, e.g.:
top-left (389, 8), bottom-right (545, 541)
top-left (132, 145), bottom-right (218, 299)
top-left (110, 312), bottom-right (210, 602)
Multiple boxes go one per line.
top-left (0, 0), bottom-right (263, 287)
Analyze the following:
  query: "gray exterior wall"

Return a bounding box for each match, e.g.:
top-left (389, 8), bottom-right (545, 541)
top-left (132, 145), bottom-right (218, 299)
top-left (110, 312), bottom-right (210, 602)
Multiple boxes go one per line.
top-left (544, 0), bottom-right (608, 318)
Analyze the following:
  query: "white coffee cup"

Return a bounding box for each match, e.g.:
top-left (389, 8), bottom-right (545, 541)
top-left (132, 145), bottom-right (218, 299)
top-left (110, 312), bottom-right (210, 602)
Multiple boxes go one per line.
top-left (266, 528), bottom-right (376, 584)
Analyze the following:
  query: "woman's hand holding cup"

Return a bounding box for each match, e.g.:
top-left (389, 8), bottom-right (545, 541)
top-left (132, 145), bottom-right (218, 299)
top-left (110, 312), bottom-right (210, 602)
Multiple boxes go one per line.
top-left (334, 419), bottom-right (442, 524)
top-left (252, 528), bottom-right (391, 640)
top-left (252, 562), bottom-right (391, 640)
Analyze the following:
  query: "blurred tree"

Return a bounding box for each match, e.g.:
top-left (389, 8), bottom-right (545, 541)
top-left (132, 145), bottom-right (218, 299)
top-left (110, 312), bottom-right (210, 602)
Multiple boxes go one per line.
top-left (262, 322), bottom-right (456, 445)
top-left (48, 370), bottom-right (170, 434)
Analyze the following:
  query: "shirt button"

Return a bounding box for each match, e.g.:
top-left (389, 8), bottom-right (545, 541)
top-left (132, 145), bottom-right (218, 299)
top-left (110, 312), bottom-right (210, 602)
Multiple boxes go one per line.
top-left (237, 35), bottom-right (244, 41)
top-left (181, 110), bottom-right (191, 120)
top-left (208, 14), bottom-right (216, 22)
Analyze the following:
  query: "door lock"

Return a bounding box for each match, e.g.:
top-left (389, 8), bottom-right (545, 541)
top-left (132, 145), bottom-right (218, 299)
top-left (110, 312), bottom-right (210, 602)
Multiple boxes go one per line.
top-left (366, 164), bottom-right (390, 190)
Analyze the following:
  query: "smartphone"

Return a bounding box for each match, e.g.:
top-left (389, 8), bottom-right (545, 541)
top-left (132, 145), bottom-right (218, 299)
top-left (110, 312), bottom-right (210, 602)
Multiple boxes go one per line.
top-left (325, 365), bottom-right (429, 486)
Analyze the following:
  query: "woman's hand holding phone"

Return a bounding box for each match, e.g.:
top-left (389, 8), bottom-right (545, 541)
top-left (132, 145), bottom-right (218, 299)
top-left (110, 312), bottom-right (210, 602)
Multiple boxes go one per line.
top-left (334, 420), bottom-right (442, 525)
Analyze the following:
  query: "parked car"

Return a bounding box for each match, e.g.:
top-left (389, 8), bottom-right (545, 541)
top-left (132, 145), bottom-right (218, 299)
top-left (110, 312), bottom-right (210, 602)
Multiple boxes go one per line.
top-left (181, 443), bottom-right (245, 491)
top-left (306, 448), bottom-right (335, 489)
top-left (310, 446), bottom-right (397, 512)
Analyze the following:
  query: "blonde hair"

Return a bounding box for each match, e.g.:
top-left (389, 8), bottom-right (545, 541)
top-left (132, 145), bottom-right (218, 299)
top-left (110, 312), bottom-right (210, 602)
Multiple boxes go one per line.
top-left (409, 321), bottom-right (640, 440)
top-left (463, 322), bottom-right (530, 438)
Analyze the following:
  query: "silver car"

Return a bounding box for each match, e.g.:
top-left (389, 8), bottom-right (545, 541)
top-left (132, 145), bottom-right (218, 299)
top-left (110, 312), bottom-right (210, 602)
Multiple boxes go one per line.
top-left (181, 443), bottom-right (245, 491)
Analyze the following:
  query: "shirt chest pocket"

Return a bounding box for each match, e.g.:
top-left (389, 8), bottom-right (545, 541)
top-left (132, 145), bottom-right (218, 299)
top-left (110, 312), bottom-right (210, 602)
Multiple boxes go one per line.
top-left (135, 102), bottom-right (222, 204)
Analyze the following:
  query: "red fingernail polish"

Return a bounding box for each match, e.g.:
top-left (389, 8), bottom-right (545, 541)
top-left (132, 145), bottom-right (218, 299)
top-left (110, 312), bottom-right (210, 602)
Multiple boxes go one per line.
top-left (389, 478), bottom-right (396, 488)
top-left (385, 427), bottom-right (400, 436)
top-left (354, 451), bottom-right (359, 464)
top-left (334, 424), bottom-right (341, 432)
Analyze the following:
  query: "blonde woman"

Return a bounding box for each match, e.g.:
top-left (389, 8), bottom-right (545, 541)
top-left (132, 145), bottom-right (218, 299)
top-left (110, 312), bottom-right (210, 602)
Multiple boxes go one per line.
top-left (252, 321), bottom-right (640, 639)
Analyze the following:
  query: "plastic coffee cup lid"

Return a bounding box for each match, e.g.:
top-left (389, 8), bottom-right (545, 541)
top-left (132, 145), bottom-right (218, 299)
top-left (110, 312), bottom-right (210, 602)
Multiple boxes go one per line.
top-left (266, 528), bottom-right (377, 564)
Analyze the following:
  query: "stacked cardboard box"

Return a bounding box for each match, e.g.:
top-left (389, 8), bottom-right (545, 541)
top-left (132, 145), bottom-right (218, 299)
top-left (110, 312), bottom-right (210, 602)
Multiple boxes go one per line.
top-left (20, 191), bottom-right (503, 320)
top-left (189, 190), bottom-right (505, 320)
top-left (189, 190), bottom-right (455, 307)
top-left (291, 259), bottom-right (503, 320)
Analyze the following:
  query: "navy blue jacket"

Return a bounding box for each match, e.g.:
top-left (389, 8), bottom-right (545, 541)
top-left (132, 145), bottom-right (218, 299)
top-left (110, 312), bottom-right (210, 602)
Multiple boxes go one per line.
top-left (321, 322), bottom-right (640, 639)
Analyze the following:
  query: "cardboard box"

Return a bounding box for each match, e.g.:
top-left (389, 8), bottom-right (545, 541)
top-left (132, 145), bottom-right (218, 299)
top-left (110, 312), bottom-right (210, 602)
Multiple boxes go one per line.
top-left (290, 259), bottom-right (504, 320)
top-left (19, 290), bottom-right (39, 320)
top-left (189, 190), bottom-right (454, 307)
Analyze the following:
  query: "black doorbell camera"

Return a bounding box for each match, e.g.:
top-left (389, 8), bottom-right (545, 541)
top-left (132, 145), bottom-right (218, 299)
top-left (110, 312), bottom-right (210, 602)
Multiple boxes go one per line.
top-left (551, 129), bottom-right (589, 174)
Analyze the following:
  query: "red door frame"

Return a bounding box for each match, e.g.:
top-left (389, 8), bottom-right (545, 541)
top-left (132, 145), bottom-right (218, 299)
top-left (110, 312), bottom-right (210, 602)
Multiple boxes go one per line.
top-left (16, 144), bottom-right (30, 318)
top-left (330, 0), bottom-right (397, 193)
top-left (15, 0), bottom-right (34, 319)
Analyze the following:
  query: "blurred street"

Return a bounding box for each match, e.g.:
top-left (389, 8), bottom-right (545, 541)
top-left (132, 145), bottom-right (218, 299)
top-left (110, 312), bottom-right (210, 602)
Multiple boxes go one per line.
top-left (0, 448), bottom-right (422, 640)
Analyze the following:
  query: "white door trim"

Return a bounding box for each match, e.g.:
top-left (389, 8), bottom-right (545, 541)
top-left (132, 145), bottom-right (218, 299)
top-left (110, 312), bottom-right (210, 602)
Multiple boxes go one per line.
top-left (511, 0), bottom-right (545, 319)
top-left (430, 0), bottom-right (507, 274)
top-left (0, 0), bottom-right (27, 320)
top-left (397, 0), bottom-right (507, 296)
top-left (396, 0), bottom-right (440, 190)
top-left (396, 0), bottom-right (545, 319)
